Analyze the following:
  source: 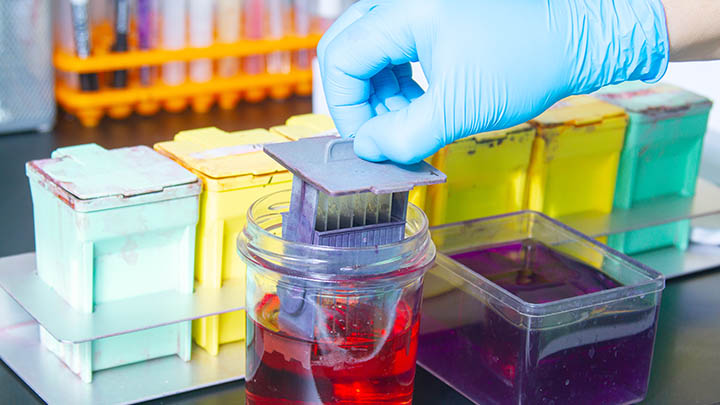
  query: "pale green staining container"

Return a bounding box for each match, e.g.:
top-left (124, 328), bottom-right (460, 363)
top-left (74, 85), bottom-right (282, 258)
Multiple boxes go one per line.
top-left (595, 83), bottom-right (712, 255)
top-left (26, 143), bottom-right (201, 382)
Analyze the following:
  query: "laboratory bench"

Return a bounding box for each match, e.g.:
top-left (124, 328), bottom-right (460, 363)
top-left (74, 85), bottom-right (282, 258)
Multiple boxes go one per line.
top-left (0, 98), bottom-right (718, 405)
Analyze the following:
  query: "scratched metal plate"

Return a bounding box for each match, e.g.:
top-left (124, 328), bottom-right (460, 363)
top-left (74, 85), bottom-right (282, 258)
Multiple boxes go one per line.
top-left (29, 145), bottom-right (199, 202)
top-left (0, 288), bottom-right (245, 405)
top-left (0, 253), bottom-right (245, 343)
top-left (630, 242), bottom-right (720, 279)
top-left (557, 179), bottom-right (720, 239)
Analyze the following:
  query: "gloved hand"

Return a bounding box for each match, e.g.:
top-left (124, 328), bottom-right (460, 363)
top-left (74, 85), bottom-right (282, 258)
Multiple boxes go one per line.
top-left (317, 0), bottom-right (669, 164)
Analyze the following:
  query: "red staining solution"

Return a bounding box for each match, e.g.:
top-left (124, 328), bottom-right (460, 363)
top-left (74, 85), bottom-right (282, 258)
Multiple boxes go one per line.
top-left (246, 293), bottom-right (420, 405)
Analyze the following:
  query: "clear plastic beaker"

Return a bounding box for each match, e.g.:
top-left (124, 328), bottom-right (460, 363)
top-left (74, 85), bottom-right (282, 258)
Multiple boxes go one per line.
top-left (238, 190), bottom-right (436, 405)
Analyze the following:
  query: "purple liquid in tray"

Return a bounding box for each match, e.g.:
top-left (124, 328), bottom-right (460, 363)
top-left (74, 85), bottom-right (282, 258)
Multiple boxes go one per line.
top-left (418, 240), bottom-right (659, 405)
top-left (450, 240), bottom-right (621, 303)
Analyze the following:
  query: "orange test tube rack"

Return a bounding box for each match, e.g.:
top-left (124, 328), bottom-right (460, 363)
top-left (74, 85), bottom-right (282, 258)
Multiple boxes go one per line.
top-left (54, 34), bottom-right (322, 127)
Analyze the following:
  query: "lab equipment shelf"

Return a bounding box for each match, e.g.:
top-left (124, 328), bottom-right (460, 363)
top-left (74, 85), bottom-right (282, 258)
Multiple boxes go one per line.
top-left (0, 253), bottom-right (245, 343)
top-left (55, 70), bottom-right (312, 110)
top-left (0, 287), bottom-right (245, 405)
top-left (54, 35), bottom-right (322, 127)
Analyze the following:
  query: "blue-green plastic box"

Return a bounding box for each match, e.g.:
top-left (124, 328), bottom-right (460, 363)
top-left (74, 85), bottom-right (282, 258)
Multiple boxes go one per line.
top-left (26, 144), bottom-right (201, 382)
top-left (595, 82), bottom-right (712, 254)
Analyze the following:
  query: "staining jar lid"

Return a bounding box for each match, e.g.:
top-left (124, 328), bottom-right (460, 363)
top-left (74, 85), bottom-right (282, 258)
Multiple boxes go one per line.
top-left (26, 143), bottom-right (200, 212)
top-left (448, 123), bottom-right (535, 154)
top-left (155, 127), bottom-right (290, 181)
top-left (532, 95), bottom-right (627, 128)
top-left (285, 113), bottom-right (335, 133)
top-left (594, 82), bottom-right (713, 119)
top-left (270, 113), bottom-right (339, 143)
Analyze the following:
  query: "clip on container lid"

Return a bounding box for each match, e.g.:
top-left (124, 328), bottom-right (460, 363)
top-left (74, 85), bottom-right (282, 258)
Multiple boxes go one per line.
top-left (594, 82), bottom-right (713, 118)
top-left (532, 95), bottom-right (627, 127)
top-left (264, 133), bottom-right (447, 196)
top-left (154, 127), bottom-right (290, 180)
top-left (26, 143), bottom-right (200, 212)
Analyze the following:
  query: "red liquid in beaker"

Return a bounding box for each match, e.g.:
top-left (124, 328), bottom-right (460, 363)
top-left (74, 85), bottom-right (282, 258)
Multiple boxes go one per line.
top-left (246, 293), bottom-right (419, 404)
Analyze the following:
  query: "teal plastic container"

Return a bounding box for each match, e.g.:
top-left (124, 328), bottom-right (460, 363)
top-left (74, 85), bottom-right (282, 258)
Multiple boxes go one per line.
top-left (595, 82), bottom-right (712, 254)
top-left (26, 144), bottom-right (201, 382)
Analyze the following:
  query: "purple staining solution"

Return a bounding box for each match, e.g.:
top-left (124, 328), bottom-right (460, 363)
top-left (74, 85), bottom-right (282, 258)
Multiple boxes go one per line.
top-left (450, 240), bottom-right (622, 303)
top-left (418, 240), bottom-right (659, 405)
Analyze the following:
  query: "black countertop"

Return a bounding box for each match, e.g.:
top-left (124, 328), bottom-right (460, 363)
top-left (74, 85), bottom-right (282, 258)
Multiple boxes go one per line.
top-left (1, 99), bottom-right (718, 404)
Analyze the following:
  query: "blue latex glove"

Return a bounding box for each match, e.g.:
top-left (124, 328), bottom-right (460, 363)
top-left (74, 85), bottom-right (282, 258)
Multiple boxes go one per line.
top-left (317, 0), bottom-right (669, 164)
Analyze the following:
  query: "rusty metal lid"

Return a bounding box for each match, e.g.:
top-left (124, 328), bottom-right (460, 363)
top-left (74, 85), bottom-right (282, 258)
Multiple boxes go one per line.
top-left (26, 143), bottom-right (200, 212)
top-left (594, 82), bottom-right (712, 120)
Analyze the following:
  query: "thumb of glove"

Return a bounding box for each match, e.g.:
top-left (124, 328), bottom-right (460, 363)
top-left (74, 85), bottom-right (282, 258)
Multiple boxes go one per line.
top-left (353, 93), bottom-right (443, 164)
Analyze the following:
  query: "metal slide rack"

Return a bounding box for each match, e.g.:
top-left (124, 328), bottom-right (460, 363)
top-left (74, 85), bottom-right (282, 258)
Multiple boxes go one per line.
top-left (559, 178), bottom-right (720, 279)
top-left (0, 253), bottom-right (247, 405)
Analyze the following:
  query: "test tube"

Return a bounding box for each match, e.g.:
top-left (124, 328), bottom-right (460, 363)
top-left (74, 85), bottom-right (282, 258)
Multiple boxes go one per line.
top-left (56, 0), bottom-right (80, 89)
top-left (244, 0), bottom-right (265, 76)
top-left (314, 0), bottom-right (343, 32)
top-left (69, 0), bottom-right (99, 91)
top-left (188, 0), bottom-right (213, 84)
top-left (293, 0), bottom-right (312, 70)
top-left (216, 0), bottom-right (241, 78)
top-left (161, 0), bottom-right (187, 86)
top-left (55, 0), bottom-right (75, 55)
top-left (110, 0), bottom-right (130, 88)
top-left (267, 0), bottom-right (291, 75)
top-left (137, 0), bottom-right (158, 86)
top-left (89, 0), bottom-right (110, 27)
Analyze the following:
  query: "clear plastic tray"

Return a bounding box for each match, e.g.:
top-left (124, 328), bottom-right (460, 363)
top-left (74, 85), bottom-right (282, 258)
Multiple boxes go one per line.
top-left (419, 211), bottom-right (664, 405)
